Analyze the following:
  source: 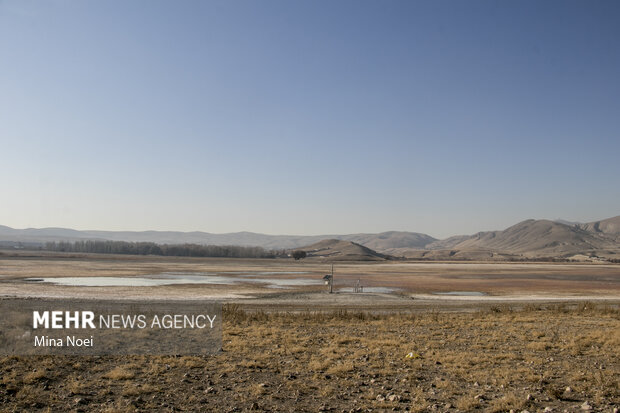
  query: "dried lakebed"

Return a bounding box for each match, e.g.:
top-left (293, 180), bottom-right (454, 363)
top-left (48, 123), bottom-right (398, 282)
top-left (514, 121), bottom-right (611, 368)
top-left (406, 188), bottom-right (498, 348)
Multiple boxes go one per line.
top-left (23, 271), bottom-right (323, 288)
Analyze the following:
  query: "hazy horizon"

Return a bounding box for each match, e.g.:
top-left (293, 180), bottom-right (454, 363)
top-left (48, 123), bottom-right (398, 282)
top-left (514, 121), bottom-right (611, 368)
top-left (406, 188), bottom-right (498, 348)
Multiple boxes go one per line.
top-left (1, 214), bottom-right (618, 241)
top-left (2, 1), bottom-right (619, 239)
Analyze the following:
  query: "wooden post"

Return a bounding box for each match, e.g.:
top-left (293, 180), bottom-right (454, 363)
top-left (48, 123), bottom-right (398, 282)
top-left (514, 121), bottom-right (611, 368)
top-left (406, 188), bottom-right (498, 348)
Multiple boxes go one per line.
top-left (330, 264), bottom-right (334, 294)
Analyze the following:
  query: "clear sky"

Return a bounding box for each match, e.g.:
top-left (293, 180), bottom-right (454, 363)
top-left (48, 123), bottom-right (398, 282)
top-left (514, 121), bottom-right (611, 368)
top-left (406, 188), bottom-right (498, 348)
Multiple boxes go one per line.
top-left (1, 0), bottom-right (619, 238)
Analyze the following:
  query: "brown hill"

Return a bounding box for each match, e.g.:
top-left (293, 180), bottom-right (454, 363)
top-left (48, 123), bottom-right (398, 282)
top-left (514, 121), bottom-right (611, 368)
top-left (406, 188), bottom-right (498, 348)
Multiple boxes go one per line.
top-left (452, 220), bottom-right (606, 255)
top-left (340, 232), bottom-right (436, 250)
top-left (394, 248), bottom-right (520, 261)
top-left (297, 239), bottom-right (388, 261)
top-left (425, 235), bottom-right (472, 250)
top-left (411, 219), bottom-right (619, 260)
top-left (579, 216), bottom-right (620, 236)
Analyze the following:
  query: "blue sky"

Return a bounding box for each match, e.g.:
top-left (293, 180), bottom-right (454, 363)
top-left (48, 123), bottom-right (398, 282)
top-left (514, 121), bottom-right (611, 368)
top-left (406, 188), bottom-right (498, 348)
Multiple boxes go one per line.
top-left (1, 0), bottom-right (619, 238)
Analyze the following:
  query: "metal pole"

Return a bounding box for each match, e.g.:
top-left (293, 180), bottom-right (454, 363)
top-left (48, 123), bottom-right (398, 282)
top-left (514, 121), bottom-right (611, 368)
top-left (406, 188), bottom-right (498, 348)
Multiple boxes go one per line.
top-left (330, 264), bottom-right (334, 294)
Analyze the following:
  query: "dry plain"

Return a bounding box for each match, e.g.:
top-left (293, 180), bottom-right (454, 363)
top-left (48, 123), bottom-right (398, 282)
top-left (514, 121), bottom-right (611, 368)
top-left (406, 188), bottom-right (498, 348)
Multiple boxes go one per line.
top-left (0, 252), bottom-right (619, 412)
top-left (1, 252), bottom-right (619, 303)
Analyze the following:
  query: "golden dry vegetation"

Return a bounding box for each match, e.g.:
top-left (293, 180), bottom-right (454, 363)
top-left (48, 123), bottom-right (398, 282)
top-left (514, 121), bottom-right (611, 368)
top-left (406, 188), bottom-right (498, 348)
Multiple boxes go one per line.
top-left (1, 303), bottom-right (618, 412)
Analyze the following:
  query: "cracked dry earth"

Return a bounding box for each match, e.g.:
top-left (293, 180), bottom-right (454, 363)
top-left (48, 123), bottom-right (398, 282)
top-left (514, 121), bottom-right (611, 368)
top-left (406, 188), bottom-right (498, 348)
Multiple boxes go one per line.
top-left (1, 304), bottom-right (618, 412)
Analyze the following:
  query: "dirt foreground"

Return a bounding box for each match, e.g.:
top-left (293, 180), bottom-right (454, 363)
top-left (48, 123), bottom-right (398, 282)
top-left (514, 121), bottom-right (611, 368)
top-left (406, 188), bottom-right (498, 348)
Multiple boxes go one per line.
top-left (1, 304), bottom-right (619, 412)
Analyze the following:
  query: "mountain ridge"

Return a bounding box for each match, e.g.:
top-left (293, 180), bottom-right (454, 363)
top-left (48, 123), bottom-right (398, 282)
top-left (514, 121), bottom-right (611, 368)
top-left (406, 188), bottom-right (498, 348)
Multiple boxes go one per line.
top-left (0, 225), bottom-right (437, 251)
top-left (1, 215), bottom-right (619, 260)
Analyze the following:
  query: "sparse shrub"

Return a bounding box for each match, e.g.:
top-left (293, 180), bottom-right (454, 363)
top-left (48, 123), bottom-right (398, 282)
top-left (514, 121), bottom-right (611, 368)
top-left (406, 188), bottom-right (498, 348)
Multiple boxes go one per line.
top-left (103, 366), bottom-right (135, 380)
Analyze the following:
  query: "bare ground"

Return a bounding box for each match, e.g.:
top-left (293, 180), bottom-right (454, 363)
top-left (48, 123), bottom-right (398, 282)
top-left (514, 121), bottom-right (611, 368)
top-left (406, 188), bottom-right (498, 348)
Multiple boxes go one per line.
top-left (0, 253), bottom-right (619, 412)
top-left (1, 305), bottom-right (619, 412)
top-left (1, 252), bottom-right (619, 301)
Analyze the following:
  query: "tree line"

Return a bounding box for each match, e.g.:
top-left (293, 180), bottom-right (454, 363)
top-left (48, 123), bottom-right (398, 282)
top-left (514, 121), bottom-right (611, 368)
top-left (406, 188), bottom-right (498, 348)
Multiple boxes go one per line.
top-left (45, 240), bottom-right (280, 258)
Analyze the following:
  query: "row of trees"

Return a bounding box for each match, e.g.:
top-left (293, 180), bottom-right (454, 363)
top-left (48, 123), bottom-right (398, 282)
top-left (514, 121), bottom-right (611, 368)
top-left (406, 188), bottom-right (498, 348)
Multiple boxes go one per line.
top-left (45, 240), bottom-right (278, 259)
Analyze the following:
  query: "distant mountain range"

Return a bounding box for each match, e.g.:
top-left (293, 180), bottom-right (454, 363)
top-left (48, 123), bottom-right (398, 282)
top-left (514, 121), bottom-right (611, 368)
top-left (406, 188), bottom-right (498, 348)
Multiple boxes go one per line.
top-left (1, 215), bottom-right (619, 261)
top-left (0, 225), bottom-right (436, 251)
top-left (393, 216), bottom-right (620, 261)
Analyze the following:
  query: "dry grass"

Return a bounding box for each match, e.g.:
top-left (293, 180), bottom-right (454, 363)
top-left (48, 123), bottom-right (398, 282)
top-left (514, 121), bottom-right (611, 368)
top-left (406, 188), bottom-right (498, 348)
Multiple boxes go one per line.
top-left (102, 366), bottom-right (135, 380)
top-left (22, 369), bottom-right (48, 384)
top-left (0, 303), bottom-right (618, 412)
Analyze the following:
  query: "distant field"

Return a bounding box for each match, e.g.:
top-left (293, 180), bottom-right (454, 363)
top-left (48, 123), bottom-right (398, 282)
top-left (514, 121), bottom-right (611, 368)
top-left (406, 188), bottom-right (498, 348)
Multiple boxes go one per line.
top-left (0, 252), bottom-right (619, 302)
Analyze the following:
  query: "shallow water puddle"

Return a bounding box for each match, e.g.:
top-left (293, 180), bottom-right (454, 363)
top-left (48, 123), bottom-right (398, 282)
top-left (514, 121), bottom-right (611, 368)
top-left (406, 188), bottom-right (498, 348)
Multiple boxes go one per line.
top-left (24, 272), bottom-right (323, 288)
top-left (338, 287), bottom-right (400, 293)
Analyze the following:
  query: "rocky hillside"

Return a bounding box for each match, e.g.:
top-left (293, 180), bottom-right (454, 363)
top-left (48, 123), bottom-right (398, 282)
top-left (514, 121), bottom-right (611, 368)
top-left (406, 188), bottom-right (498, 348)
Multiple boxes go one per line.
top-left (296, 239), bottom-right (388, 261)
top-left (393, 219), bottom-right (620, 260)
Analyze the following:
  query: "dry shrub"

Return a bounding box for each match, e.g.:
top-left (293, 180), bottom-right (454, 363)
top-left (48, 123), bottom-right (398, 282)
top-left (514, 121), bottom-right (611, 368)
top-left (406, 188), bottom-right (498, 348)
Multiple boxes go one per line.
top-left (22, 369), bottom-right (47, 384)
top-left (526, 340), bottom-right (552, 351)
top-left (325, 361), bottom-right (355, 375)
top-left (307, 357), bottom-right (331, 372)
top-left (102, 366), bottom-right (135, 380)
top-left (454, 392), bottom-right (481, 410)
top-left (488, 391), bottom-right (527, 412)
top-left (121, 383), bottom-right (159, 396)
